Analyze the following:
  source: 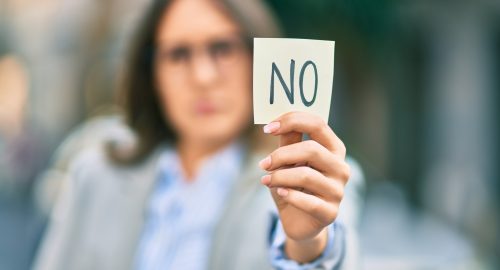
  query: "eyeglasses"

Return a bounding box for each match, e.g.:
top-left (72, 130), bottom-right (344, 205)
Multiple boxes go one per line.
top-left (154, 35), bottom-right (249, 77)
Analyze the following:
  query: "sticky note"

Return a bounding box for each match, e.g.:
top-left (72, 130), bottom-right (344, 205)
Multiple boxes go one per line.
top-left (253, 38), bottom-right (335, 124)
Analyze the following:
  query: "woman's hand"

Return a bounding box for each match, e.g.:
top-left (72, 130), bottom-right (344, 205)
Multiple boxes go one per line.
top-left (258, 111), bottom-right (350, 263)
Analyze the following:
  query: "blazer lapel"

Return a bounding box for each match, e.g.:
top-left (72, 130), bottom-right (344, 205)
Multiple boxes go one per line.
top-left (208, 153), bottom-right (267, 270)
top-left (113, 149), bottom-right (163, 270)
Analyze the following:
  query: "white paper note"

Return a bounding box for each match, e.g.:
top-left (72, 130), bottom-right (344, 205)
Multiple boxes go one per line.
top-left (253, 38), bottom-right (335, 124)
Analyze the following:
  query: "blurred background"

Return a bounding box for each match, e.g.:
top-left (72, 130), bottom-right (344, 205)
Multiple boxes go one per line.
top-left (0, 0), bottom-right (498, 269)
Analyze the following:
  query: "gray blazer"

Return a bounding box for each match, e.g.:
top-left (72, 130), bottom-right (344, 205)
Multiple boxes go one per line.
top-left (33, 122), bottom-right (364, 270)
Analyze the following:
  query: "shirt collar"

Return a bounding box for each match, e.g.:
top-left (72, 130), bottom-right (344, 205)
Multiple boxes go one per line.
top-left (157, 140), bottom-right (246, 187)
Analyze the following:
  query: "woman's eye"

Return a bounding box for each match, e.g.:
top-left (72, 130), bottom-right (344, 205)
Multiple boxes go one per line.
top-left (167, 47), bottom-right (190, 63)
top-left (210, 41), bottom-right (235, 58)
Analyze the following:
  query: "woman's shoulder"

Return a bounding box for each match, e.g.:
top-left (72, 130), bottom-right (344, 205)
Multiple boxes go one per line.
top-left (34, 115), bottom-right (141, 214)
top-left (53, 115), bottom-right (135, 167)
top-left (49, 114), bottom-right (140, 180)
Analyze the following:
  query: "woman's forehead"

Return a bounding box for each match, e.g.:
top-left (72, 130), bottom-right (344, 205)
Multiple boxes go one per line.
top-left (156, 0), bottom-right (240, 44)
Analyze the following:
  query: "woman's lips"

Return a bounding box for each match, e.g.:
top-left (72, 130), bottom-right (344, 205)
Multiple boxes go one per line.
top-left (194, 100), bottom-right (218, 115)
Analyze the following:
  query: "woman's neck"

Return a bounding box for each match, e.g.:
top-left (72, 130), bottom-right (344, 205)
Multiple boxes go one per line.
top-left (176, 138), bottom-right (233, 182)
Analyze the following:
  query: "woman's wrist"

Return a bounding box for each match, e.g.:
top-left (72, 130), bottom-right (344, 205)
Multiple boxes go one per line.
top-left (284, 227), bottom-right (328, 264)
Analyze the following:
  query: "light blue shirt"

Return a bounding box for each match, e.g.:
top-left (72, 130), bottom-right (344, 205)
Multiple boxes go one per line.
top-left (134, 142), bottom-right (336, 270)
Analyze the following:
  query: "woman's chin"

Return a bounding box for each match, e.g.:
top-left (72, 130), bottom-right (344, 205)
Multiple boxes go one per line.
top-left (182, 126), bottom-right (240, 146)
top-left (176, 112), bottom-right (249, 145)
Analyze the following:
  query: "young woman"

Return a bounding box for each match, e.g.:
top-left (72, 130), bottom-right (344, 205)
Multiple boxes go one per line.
top-left (34, 0), bottom-right (364, 269)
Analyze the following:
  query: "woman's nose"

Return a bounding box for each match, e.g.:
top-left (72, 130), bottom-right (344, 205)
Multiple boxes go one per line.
top-left (190, 52), bottom-right (219, 88)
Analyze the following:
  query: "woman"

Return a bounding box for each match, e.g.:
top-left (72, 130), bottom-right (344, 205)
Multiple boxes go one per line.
top-left (33, 0), bottom-right (364, 269)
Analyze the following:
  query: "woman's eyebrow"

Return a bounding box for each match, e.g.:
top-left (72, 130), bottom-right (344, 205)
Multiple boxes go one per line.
top-left (155, 40), bottom-right (188, 51)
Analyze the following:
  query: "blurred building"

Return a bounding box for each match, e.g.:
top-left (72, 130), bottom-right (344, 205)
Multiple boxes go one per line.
top-left (269, 0), bottom-right (499, 268)
top-left (0, 0), bottom-right (151, 269)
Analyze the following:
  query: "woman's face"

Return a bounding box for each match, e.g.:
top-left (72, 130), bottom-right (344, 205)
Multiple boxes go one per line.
top-left (154, 0), bottom-right (252, 146)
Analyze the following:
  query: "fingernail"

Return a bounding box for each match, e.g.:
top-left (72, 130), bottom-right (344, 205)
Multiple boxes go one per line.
top-left (260, 175), bottom-right (271, 185)
top-left (277, 187), bottom-right (288, 197)
top-left (258, 156), bottom-right (271, 170)
top-left (263, 122), bottom-right (280, 134)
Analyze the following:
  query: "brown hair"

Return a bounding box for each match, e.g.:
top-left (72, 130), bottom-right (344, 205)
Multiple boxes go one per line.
top-left (108, 0), bottom-right (282, 165)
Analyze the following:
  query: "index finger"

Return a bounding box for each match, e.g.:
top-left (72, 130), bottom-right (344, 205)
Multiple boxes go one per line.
top-left (264, 111), bottom-right (345, 156)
